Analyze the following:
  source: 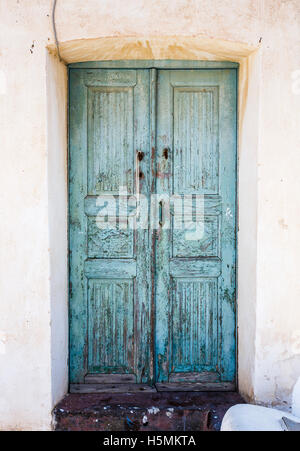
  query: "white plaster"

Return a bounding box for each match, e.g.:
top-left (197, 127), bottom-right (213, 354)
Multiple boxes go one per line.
top-left (0, 332), bottom-right (7, 355)
top-left (292, 377), bottom-right (300, 418)
top-left (46, 52), bottom-right (68, 410)
top-left (0, 0), bottom-right (300, 430)
top-left (0, 70), bottom-right (7, 95)
top-left (236, 51), bottom-right (261, 402)
top-left (291, 70), bottom-right (300, 95)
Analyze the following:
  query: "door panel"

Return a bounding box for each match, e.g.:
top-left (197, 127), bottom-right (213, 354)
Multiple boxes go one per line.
top-left (69, 69), bottom-right (152, 383)
top-left (87, 86), bottom-right (134, 194)
top-left (173, 86), bottom-right (219, 194)
top-left (87, 278), bottom-right (134, 374)
top-left (155, 70), bottom-right (237, 386)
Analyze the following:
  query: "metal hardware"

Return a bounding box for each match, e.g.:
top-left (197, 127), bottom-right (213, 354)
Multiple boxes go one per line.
top-left (159, 201), bottom-right (163, 227)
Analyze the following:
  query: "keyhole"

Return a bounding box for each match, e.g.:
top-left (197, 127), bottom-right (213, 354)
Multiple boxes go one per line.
top-left (163, 148), bottom-right (169, 160)
top-left (137, 151), bottom-right (144, 161)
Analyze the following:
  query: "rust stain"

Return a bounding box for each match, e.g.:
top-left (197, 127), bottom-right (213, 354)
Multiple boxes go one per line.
top-left (155, 171), bottom-right (172, 179)
top-left (278, 218), bottom-right (288, 230)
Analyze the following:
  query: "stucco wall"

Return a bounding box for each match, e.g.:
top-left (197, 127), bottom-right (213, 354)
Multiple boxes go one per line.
top-left (0, 0), bottom-right (299, 430)
top-left (255, 4), bottom-right (300, 406)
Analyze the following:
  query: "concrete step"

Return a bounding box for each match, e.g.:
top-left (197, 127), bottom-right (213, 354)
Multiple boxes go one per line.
top-left (54, 392), bottom-right (244, 431)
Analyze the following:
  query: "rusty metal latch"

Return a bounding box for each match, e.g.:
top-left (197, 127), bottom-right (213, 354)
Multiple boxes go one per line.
top-left (137, 151), bottom-right (144, 161)
top-left (159, 201), bottom-right (163, 227)
top-left (163, 148), bottom-right (169, 160)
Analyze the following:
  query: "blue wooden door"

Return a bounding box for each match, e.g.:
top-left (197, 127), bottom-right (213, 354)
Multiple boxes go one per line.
top-left (155, 70), bottom-right (237, 390)
top-left (69, 69), bottom-right (153, 386)
top-left (69, 66), bottom-right (237, 391)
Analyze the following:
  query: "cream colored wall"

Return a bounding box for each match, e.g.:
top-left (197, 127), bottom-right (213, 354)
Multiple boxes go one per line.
top-left (0, 2), bottom-right (53, 430)
top-left (0, 0), bottom-right (299, 429)
top-left (46, 53), bottom-right (68, 410)
top-left (254, 3), bottom-right (300, 406)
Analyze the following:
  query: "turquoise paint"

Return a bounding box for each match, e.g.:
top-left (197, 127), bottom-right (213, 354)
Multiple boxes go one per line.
top-left (69, 69), bottom-right (152, 383)
top-left (155, 69), bottom-right (237, 383)
top-left (69, 65), bottom-right (237, 387)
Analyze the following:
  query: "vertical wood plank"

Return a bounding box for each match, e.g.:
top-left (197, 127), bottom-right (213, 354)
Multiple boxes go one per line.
top-left (133, 69), bottom-right (152, 383)
top-left (155, 70), bottom-right (173, 382)
top-left (150, 68), bottom-right (157, 384)
top-left (69, 69), bottom-right (88, 383)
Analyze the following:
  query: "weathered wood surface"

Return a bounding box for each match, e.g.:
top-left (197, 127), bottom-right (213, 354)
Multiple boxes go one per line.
top-left (84, 374), bottom-right (136, 384)
top-left (69, 69), bottom-right (152, 383)
top-left (155, 69), bottom-right (237, 385)
top-left (156, 383), bottom-right (235, 392)
top-left (70, 384), bottom-right (156, 394)
top-left (169, 371), bottom-right (221, 383)
top-left (84, 259), bottom-right (137, 278)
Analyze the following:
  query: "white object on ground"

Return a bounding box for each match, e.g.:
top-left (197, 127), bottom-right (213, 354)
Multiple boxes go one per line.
top-left (221, 404), bottom-right (300, 431)
top-left (221, 376), bottom-right (300, 431)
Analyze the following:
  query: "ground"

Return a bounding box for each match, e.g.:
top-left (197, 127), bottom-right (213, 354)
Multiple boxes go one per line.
top-left (54, 391), bottom-right (244, 431)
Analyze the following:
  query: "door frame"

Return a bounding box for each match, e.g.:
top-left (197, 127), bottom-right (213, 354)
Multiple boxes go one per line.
top-left (68, 60), bottom-right (239, 391)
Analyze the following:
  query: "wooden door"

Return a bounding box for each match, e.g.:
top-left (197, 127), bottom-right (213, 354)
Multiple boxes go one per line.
top-left (69, 69), bottom-right (154, 389)
top-left (69, 65), bottom-right (237, 392)
top-left (155, 69), bottom-right (237, 390)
